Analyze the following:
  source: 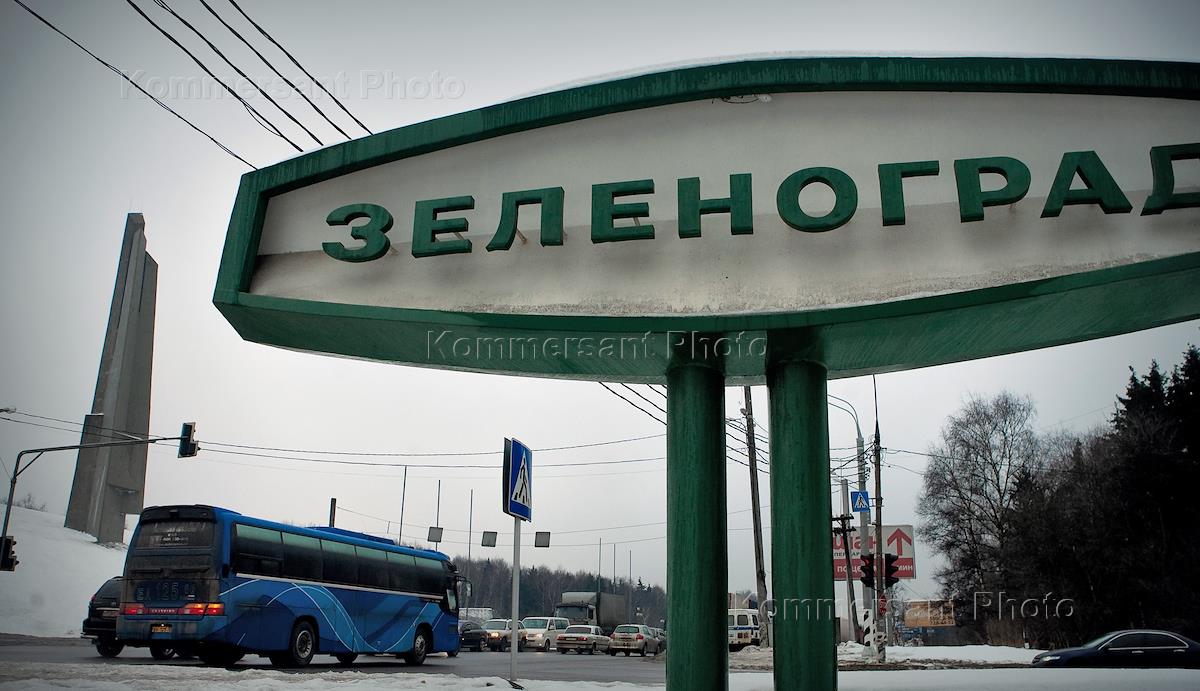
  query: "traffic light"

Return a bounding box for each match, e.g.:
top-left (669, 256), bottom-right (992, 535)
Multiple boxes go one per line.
top-left (884, 553), bottom-right (901, 588)
top-left (1, 536), bottom-right (18, 571)
top-left (178, 422), bottom-right (199, 458)
top-left (858, 553), bottom-right (875, 587)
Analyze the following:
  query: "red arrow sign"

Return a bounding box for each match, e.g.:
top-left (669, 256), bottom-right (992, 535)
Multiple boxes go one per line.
top-left (886, 527), bottom-right (913, 556)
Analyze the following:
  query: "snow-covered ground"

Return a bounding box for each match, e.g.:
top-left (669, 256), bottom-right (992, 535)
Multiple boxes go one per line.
top-left (0, 506), bottom-right (130, 637)
top-left (0, 664), bottom-right (1198, 691)
top-left (729, 642), bottom-right (1044, 670)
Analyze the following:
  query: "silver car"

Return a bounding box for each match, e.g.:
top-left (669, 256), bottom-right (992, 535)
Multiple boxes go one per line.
top-left (521, 616), bottom-right (571, 651)
top-left (608, 624), bottom-right (662, 656)
top-left (555, 625), bottom-right (611, 654)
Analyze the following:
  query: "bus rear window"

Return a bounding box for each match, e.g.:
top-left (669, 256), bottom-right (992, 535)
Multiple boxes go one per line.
top-left (134, 520), bottom-right (214, 549)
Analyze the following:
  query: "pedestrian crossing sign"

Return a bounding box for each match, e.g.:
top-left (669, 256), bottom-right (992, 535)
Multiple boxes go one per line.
top-left (503, 438), bottom-right (533, 521)
top-left (851, 490), bottom-right (871, 513)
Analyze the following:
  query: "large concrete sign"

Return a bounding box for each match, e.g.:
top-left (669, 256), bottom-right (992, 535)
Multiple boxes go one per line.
top-left (216, 58), bottom-right (1200, 381)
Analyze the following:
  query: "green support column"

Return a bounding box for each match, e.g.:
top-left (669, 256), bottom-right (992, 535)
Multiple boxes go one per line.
top-left (666, 358), bottom-right (728, 690)
top-left (767, 330), bottom-right (837, 691)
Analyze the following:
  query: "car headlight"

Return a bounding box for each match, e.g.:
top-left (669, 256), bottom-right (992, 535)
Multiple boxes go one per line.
top-left (1040, 655), bottom-right (1060, 662)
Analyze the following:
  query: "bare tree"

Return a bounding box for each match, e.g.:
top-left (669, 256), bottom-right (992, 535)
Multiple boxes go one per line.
top-left (917, 392), bottom-right (1045, 610)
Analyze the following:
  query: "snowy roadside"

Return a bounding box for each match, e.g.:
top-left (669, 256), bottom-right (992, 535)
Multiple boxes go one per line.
top-left (1, 663), bottom-right (1198, 691)
top-left (729, 642), bottom-right (1044, 671)
top-left (0, 506), bottom-right (130, 638)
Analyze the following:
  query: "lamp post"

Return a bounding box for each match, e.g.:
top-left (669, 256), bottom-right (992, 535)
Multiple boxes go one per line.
top-left (828, 394), bottom-right (867, 643)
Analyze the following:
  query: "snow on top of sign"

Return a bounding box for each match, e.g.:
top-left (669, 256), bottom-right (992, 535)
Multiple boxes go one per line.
top-left (509, 50), bottom-right (1162, 101)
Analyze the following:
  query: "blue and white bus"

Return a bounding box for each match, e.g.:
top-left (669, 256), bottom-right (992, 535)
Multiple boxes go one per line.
top-left (117, 505), bottom-right (466, 667)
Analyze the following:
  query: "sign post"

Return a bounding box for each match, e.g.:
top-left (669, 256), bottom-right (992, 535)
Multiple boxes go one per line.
top-left (502, 438), bottom-right (532, 683)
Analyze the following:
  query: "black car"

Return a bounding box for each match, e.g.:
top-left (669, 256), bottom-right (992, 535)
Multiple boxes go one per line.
top-left (459, 621), bottom-right (488, 652)
top-left (82, 577), bottom-right (180, 660)
top-left (1032, 629), bottom-right (1200, 668)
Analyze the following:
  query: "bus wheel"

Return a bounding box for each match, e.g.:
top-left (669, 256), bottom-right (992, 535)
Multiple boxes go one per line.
top-left (95, 640), bottom-right (124, 658)
top-left (149, 644), bottom-right (176, 661)
top-left (279, 621), bottom-right (316, 667)
top-left (404, 629), bottom-right (430, 666)
top-left (335, 653), bottom-right (357, 666)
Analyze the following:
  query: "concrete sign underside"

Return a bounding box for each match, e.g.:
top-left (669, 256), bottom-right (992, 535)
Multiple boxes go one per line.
top-left (216, 58), bottom-right (1200, 382)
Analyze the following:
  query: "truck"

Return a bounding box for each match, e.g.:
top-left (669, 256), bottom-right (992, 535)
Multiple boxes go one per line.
top-left (554, 592), bottom-right (627, 634)
top-left (462, 607), bottom-right (493, 624)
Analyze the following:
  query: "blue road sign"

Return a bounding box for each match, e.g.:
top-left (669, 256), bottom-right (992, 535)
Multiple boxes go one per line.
top-left (503, 438), bottom-right (533, 521)
top-left (851, 490), bottom-right (871, 513)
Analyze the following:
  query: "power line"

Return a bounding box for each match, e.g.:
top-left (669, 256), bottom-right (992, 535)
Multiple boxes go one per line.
top-left (150, 0), bottom-right (323, 146)
top-left (0, 413), bottom-right (669, 470)
top-left (620, 383), bottom-right (666, 417)
top-left (597, 383), bottom-right (762, 472)
top-left (4, 410), bottom-right (665, 458)
top-left (196, 0), bottom-right (351, 140)
top-left (224, 0), bottom-right (372, 135)
top-left (124, 0), bottom-right (303, 152)
top-left (9, 0), bottom-right (255, 168)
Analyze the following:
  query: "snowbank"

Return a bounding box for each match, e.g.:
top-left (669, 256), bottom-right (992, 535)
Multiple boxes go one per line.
top-left (729, 642), bottom-right (1044, 670)
top-left (0, 506), bottom-right (130, 637)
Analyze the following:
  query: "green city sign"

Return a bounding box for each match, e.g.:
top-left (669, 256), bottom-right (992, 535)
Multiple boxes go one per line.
top-left (215, 57), bottom-right (1200, 382)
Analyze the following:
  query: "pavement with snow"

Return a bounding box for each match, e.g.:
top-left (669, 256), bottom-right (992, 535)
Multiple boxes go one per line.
top-left (1, 663), bottom-right (1198, 690)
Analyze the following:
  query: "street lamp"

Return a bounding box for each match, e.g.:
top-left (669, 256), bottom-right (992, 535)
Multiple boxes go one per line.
top-left (828, 394), bottom-right (869, 643)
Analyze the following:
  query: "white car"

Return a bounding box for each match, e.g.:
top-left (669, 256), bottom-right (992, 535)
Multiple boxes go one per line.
top-left (480, 619), bottom-right (527, 651)
top-left (555, 625), bottom-right (611, 654)
top-left (521, 616), bottom-right (571, 651)
top-left (609, 624), bottom-right (663, 656)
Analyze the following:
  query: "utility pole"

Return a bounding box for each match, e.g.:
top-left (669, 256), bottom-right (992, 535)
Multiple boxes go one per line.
top-left (398, 466), bottom-right (407, 544)
top-left (628, 549), bottom-right (633, 623)
top-left (872, 377), bottom-right (886, 663)
top-left (466, 489), bottom-right (473, 615)
top-left (856, 429), bottom-right (871, 620)
top-left (742, 386), bottom-right (770, 645)
top-left (597, 538), bottom-right (603, 593)
top-left (838, 480), bottom-right (861, 642)
top-left (328, 498), bottom-right (337, 527)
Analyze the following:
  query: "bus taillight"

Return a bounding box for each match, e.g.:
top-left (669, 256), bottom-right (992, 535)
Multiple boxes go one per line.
top-left (181, 602), bottom-right (225, 616)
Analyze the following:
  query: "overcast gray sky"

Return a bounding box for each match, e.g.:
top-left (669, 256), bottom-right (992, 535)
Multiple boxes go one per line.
top-left (2, 0), bottom-right (1198, 602)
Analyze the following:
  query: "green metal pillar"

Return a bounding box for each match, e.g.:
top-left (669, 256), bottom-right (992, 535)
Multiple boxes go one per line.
top-left (767, 330), bottom-right (837, 691)
top-left (666, 357), bottom-right (727, 690)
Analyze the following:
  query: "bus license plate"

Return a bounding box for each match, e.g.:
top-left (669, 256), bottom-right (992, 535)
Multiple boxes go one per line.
top-left (151, 624), bottom-right (171, 634)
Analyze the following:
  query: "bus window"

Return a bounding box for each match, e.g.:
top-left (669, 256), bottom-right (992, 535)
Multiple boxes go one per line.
top-left (357, 546), bottom-right (389, 590)
top-left (134, 520), bottom-right (213, 549)
top-left (386, 552), bottom-right (417, 592)
top-left (281, 532), bottom-right (322, 582)
top-left (414, 557), bottom-right (444, 595)
top-left (233, 525), bottom-right (282, 577)
top-left (321, 540), bottom-right (357, 585)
